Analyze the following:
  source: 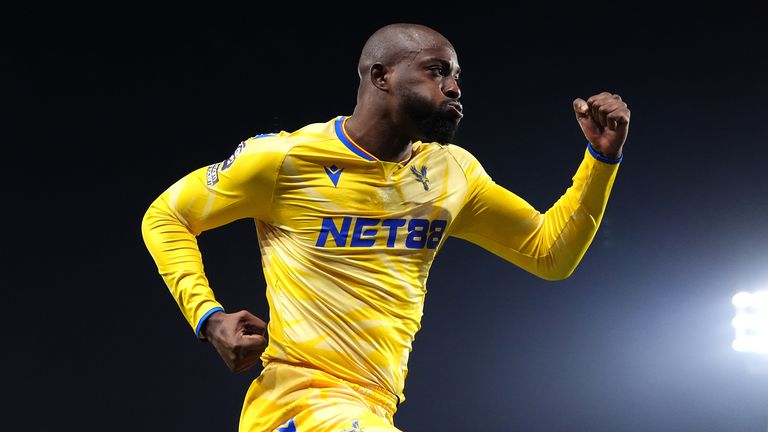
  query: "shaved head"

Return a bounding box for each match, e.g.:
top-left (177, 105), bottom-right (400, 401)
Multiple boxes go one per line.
top-left (357, 23), bottom-right (454, 79)
top-left (349, 23), bottom-right (463, 146)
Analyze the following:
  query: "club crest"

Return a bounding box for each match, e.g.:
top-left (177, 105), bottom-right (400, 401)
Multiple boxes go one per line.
top-left (410, 165), bottom-right (430, 191)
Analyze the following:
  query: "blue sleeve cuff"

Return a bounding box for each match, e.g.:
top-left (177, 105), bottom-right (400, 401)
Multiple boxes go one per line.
top-left (195, 306), bottom-right (225, 340)
top-left (587, 143), bottom-right (623, 164)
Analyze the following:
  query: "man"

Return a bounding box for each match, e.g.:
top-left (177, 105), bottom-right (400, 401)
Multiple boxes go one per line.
top-left (142, 23), bottom-right (629, 432)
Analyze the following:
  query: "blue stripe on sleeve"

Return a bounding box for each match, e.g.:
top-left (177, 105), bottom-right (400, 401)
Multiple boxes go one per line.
top-left (195, 306), bottom-right (225, 340)
top-left (587, 143), bottom-right (623, 164)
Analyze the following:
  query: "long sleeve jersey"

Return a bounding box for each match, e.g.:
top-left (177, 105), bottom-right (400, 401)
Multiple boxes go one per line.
top-left (141, 116), bottom-right (620, 403)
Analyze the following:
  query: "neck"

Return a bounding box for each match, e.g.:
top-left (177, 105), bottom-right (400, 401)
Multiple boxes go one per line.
top-left (344, 106), bottom-right (413, 163)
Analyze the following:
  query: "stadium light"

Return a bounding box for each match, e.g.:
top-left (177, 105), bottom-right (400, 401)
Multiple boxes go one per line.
top-left (732, 290), bottom-right (768, 353)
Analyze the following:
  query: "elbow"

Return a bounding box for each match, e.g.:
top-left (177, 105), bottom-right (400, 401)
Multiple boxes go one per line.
top-left (532, 253), bottom-right (580, 281)
top-left (141, 202), bottom-right (158, 243)
top-left (141, 198), bottom-right (176, 244)
top-left (538, 267), bottom-right (575, 281)
top-left (141, 197), bottom-right (198, 243)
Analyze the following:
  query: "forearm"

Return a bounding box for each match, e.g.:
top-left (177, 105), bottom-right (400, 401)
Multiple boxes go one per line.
top-left (141, 136), bottom-right (284, 339)
top-left (141, 194), bottom-right (224, 337)
top-left (453, 147), bottom-right (620, 280)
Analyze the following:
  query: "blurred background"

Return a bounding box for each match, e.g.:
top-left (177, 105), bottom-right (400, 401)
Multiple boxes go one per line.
top-left (6, 2), bottom-right (768, 431)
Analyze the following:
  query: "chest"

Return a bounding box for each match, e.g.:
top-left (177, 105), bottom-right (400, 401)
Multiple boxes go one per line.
top-left (271, 153), bottom-right (468, 249)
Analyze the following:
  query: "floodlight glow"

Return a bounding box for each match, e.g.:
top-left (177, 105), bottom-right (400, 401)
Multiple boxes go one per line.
top-left (732, 292), bottom-right (753, 308)
top-left (732, 290), bottom-right (768, 353)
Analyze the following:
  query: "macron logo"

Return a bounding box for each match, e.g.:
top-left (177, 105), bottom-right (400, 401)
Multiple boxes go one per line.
top-left (324, 165), bottom-right (343, 187)
top-left (275, 418), bottom-right (296, 432)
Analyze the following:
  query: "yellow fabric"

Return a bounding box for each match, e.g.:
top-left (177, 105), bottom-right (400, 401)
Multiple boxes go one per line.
top-left (141, 116), bottom-right (620, 412)
top-left (241, 362), bottom-right (400, 432)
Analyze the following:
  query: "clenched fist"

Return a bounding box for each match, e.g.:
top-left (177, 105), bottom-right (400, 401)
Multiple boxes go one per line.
top-left (202, 310), bottom-right (267, 373)
top-left (573, 92), bottom-right (630, 160)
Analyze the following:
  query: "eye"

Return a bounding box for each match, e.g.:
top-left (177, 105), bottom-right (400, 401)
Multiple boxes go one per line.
top-left (428, 66), bottom-right (447, 77)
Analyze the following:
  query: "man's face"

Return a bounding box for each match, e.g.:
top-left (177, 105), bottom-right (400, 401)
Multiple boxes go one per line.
top-left (391, 46), bottom-right (463, 144)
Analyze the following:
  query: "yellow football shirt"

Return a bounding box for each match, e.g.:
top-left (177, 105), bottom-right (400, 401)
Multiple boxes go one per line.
top-left (141, 116), bottom-right (620, 404)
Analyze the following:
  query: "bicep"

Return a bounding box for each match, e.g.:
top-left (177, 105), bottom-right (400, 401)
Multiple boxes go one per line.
top-left (449, 181), bottom-right (582, 280)
top-left (165, 151), bottom-right (282, 234)
top-left (450, 182), bottom-right (545, 256)
top-left (446, 147), bottom-right (619, 280)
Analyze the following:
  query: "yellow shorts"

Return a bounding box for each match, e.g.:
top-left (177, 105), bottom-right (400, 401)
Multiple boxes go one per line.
top-left (239, 361), bottom-right (402, 432)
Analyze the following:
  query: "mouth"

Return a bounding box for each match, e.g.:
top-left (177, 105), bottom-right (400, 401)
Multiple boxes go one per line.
top-left (445, 101), bottom-right (463, 119)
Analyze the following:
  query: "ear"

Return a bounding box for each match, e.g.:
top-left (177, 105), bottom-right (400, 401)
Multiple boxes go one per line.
top-left (370, 63), bottom-right (390, 91)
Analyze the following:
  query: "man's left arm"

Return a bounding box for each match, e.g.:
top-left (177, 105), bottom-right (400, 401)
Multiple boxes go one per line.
top-left (449, 92), bottom-right (630, 280)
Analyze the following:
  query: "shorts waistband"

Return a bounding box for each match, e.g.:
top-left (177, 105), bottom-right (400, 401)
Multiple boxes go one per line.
top-left (344, 378), bottom-right (399, 416)
top-left (266, 360), bottom-right (399, 415)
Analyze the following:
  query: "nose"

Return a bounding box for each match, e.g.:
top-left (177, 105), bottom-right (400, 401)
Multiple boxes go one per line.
top-left (444, 76), bottom-right (461, 99)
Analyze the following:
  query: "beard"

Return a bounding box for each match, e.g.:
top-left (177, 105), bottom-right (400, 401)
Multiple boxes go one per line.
top-left (400, 87), bottom-right (460, 144)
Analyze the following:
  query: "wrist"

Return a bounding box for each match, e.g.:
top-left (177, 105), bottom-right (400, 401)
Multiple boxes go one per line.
top-left (587, 142), bottom-right (623, 164)
top-left (200, 310), bottom-right (225, 341)
top-left (600, 148), bottom-right (622, 160)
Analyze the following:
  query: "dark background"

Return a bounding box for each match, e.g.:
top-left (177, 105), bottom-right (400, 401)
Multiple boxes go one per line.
top-left (6, 3), bottom-right (768, 431)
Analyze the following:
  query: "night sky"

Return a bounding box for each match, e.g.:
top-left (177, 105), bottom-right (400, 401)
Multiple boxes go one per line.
top-left (7, 3), bottom-right (768, 431)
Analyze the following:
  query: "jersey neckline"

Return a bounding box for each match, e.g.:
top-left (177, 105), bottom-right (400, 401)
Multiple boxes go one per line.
top-left (334, 116), bottom-right (412, 166)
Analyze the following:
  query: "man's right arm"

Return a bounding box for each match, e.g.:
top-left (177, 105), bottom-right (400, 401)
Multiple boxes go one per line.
top-left (140, 135), bottom-right (286, 365)
top-left (200, 310), bottom-right (268, 372)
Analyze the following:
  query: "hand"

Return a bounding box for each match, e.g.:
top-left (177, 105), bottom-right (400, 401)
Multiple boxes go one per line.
top-left (202, 310), bottom-right (267, 373)
top-left (573, 92), bottom-right (630, 160)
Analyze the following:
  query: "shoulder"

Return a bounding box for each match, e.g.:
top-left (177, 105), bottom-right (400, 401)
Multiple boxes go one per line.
top-left (212, 118), bottom-right (338, 178)
top-left (239, 117), bottom-right (339, 158)
top-left (442, 143), bottom-right (492, 183)
top-left (412, 142), bottom-right (485, 173)
top-left (444, 144), bottom-right (486, 172)
top-left (445, 143), bottom-right (481, 165)
top-left (411, 142), bottom-right (490, 187)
